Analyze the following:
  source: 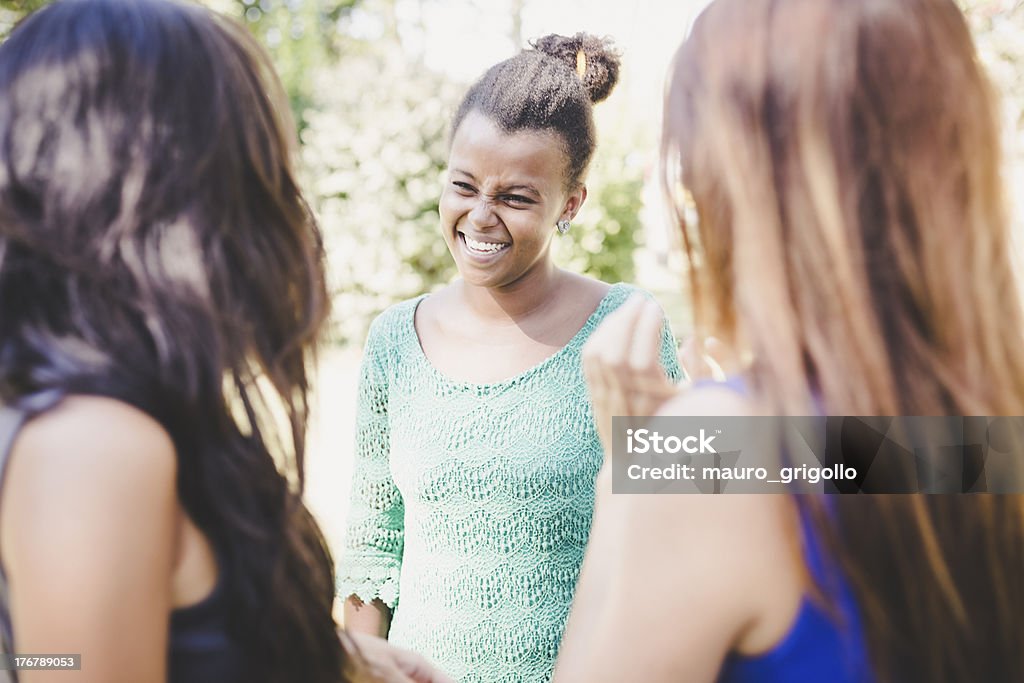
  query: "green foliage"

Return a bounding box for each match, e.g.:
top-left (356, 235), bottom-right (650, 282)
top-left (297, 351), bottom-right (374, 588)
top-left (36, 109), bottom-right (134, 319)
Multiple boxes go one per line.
top-left (300, 47), bottom-right (461, 343)
top-left (225, 0), bottom-right (359, 124)
top-left (551, 149), bottom-right (643, 285)
top-left (0, 0), bottom-right (48, 39)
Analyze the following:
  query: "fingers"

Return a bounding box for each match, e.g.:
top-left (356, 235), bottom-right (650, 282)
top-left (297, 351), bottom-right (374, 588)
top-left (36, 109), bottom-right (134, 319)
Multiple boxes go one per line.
top-left (583, 294), bottom-right (660, 375)
top-left (583, 296), bottom-right (644, 439)
top-left (583, 294), bottom-right (647, 372)
top-left (703, 336), bottom-right (738, 379)
top-left (679, 335), bottom-right (731, 382)
top-left (345, 633), bottom-right (455, 683)
top-left (583, 295), bottom-right (679, 455)
top-left (679, 336), bottom-right (705, 382)
top-left (628, 299), bottom-right (664, 373)
top-left (392, 648), bottom-right (456, 683)
top-left (701, 341), bottom-right (727, 381)
top-left (587, 295), bottom-right (672, 390)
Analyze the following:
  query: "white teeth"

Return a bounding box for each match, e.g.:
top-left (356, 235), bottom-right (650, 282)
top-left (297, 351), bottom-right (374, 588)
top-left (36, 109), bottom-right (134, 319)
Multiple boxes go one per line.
top-left (464, 234), bottom-right (507, 254)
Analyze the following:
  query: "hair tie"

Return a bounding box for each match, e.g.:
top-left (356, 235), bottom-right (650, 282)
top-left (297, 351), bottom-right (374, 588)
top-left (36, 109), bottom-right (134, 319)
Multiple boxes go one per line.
top-left (575, 48), bottom-right (587, 78)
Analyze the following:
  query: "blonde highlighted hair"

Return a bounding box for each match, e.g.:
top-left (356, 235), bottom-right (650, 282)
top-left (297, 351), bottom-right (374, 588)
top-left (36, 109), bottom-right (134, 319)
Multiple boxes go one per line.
top-left (663, 0), bottom-right (1024, 416)
top-left (662, 1), bottom-right (1024, 680)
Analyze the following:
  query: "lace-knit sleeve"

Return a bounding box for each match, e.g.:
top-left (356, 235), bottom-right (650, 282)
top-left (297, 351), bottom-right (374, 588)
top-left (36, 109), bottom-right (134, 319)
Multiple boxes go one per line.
top-left (659, 315), bottom-right (684, 384)
top-left (336, 315), bottom-right (404, 609)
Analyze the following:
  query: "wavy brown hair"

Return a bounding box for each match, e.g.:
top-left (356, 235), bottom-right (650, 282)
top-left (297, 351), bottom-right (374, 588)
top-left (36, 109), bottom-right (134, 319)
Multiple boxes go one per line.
top-left (0, 0), bottom-right (349, 680)
top-left (663, 0), bottom-right (1024, 680)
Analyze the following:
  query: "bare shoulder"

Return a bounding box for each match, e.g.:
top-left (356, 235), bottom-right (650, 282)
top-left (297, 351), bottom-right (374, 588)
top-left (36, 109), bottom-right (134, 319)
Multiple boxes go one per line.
top-left (2, 392), bottom-right (179, 577)
top-left (2, 395), bottom-right (181, 680)
top-left (596, 493), bottom-right (797, 662)
top-left (3, 395), bottom-right (178, 534)
top-left (603, 384), bottom-right (795, 617)
top-left (574, 382), bottom-right (804, 676)
top-left (414, 282), bottom-right (462, 331)
top-left (644, 383), bottom-right (783, 530)
top-left (13, 395), bottom-right (176, 472)
top-left (561, 271), bottom-right (611, 306)
top-left (653, 384), bottom-right (783, 519)
top-left (572, 478), bottom-right (801, 680)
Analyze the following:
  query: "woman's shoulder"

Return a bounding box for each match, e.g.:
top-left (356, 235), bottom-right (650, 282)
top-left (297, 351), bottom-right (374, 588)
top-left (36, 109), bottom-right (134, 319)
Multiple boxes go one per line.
top-left (362, 292), bottom-right (434, 353)
top-left (16, 394), bottom-right (172, 450)
top-left (586, 279), bottom-right (670, 317)
top-left (1, 394), bottom-right (178, 579)
top-left (1, 395), bottom-right (180, 680)
top-left (8, 395), bottom-right (177, 489)
top-left (369, 294), bottom-right (429, 330)
top-left (598, 384), bottom-right (802, 648)
top-left (639, 383), bottom-right (792, 584)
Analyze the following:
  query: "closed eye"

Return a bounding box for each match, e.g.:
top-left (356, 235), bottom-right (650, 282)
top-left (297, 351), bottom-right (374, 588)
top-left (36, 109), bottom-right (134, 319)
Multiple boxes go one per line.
top-left (501, 194), bottom-right (535, 206)
top-left (453, 181), bottom-right (476, 194)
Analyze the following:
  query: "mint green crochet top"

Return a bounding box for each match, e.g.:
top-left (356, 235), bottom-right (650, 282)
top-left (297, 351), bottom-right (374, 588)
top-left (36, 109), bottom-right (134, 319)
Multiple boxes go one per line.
top-left (337, 283), bottom-right (681, 682)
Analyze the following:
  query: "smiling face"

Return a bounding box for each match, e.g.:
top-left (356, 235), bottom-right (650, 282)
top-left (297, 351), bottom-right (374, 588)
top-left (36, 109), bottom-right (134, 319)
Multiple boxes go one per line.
top-left (440, 111), bottom-right (584, 289)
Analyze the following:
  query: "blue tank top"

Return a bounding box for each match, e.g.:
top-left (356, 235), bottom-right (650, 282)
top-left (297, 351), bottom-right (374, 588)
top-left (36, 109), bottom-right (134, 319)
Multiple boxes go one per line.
top-left (0, 403), bottom-right (244, 683)
top-left (690, 377), bottom-right (873, 682)
top-left (716, 504), bottom-right (873, 682)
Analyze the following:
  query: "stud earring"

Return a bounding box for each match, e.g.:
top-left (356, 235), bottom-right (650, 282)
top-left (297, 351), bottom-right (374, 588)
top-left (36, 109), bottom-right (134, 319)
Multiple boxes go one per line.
top-left (557, 220), bottom-right (571, 235)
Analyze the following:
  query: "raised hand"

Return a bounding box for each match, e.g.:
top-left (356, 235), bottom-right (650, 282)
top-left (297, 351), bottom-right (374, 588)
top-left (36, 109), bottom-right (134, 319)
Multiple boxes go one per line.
top-left (582, 294), bottom-right (678, 455)
top-left (346, 632), bottom-right (455, 683)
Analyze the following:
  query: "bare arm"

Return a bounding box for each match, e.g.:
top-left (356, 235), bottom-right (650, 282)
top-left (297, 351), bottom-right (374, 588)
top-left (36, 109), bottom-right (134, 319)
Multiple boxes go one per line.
top-left (1, 397), bottom-right (178, 683)
top-left (557, 300), bottom-right (805, 681)
top-left (555, 394), bottom-right (802, 682)
top-left (344, 597), bottom-right (393, 638)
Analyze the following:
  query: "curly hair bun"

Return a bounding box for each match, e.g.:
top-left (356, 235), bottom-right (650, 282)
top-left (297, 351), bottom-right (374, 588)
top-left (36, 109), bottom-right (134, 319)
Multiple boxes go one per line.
top-left (531, 32), bottom-right (621, 104)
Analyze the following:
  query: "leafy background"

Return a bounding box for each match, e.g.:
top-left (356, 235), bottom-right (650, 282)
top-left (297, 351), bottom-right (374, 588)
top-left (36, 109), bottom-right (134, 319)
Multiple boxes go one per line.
top-left (2, 0), bottom-right (1019, 343)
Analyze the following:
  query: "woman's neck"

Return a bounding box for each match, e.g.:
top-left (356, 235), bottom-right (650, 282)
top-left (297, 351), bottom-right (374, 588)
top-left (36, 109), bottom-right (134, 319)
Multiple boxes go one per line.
top-left (458, 261), bottom-right (566, 324)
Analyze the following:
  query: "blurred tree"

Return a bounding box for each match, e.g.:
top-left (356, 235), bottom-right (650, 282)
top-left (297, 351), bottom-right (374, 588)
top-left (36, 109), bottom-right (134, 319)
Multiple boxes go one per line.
top-left (551, 141), bottom-right (644, 285)
top-left (1, 0), bottom-right (362, 125)
top-left (0, 0), bottom-right (48, 39)
top-left (219, 0), bottom-right (361, 127)
top-left (301, 45), bottom-right (461, 343)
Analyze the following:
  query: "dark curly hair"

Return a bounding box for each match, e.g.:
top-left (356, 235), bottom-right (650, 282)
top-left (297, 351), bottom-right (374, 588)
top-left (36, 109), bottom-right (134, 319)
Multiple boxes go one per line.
top-left (451, 32), bottom-right (621, 188)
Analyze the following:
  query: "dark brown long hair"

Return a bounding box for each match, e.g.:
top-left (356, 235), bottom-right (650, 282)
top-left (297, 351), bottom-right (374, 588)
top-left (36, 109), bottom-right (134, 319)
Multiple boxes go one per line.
top-left (663, 0), bottom-right (1024, 680)
top-left (0, 0), bottom-right (346, 680)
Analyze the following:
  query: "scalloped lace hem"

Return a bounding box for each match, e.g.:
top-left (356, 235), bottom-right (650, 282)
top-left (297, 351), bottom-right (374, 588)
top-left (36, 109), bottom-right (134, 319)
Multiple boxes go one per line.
top-left (336, 566), bottom-right (401, 609)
